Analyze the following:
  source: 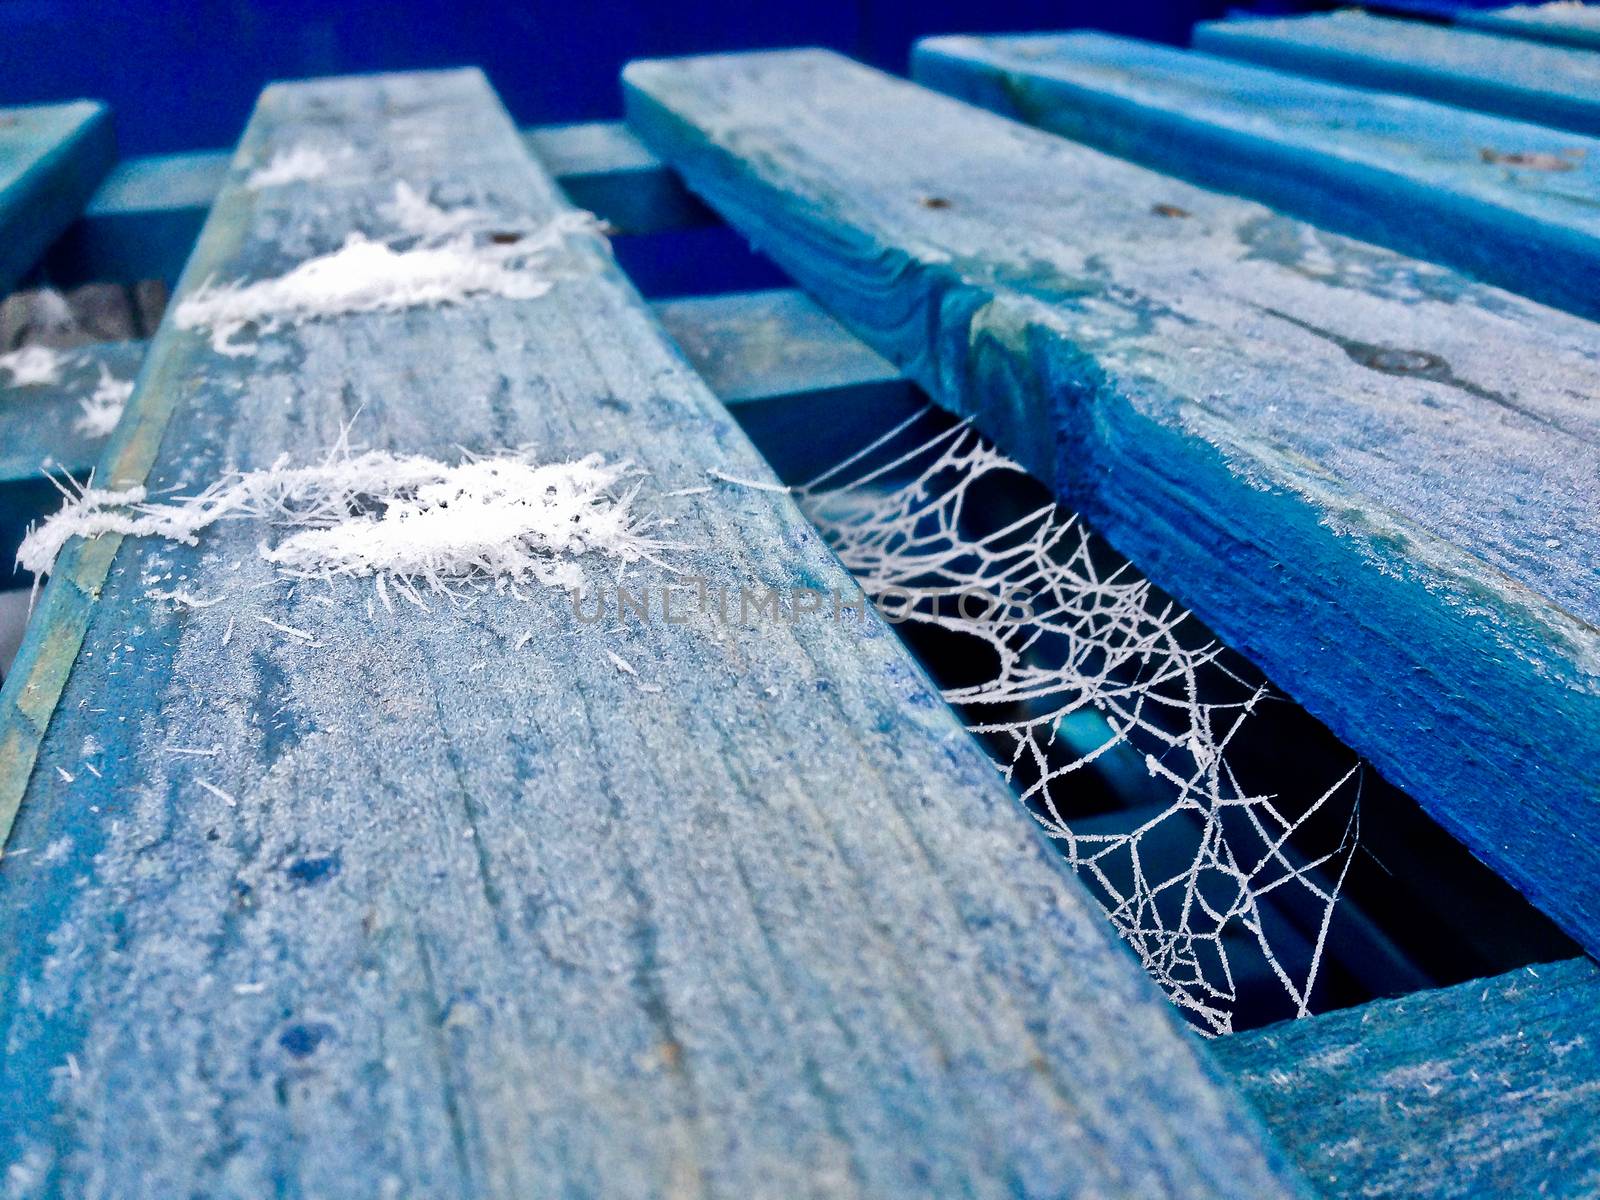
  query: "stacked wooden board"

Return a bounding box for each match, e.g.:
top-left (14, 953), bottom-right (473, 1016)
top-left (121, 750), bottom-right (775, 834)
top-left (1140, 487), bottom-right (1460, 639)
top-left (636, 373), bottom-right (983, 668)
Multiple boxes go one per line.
top-left (1, 8), bottom-right (1597, 1196)
top-left (0, 68), bottom-right (1304, 1198)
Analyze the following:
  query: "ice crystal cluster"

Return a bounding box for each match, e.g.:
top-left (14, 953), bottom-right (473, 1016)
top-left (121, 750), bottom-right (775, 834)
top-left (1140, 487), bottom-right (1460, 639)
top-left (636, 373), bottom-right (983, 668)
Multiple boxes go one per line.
top-left (19, 446), bottom-right (667, 606)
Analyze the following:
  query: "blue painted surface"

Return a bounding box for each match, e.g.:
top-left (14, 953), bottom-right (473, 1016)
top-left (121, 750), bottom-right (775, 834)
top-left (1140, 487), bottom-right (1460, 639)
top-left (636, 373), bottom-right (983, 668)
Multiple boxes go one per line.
top-left (0, 68), bottom-right (1307, 1197)
top-left (0, 100), bottom-right (114, 293)
top-left (1212, 956), bottom-right (1600, 1198)
top-left (1194, 11), bottom-right (1600, 137)
top-left (1458, 2), bottom-right (1600, 50)
top-left (624, 49), bottom-right (1600, 960)
top-left (912, 32), bottom-right (1600, 320)
top-left (0, 0), bottom-right (1227, 157)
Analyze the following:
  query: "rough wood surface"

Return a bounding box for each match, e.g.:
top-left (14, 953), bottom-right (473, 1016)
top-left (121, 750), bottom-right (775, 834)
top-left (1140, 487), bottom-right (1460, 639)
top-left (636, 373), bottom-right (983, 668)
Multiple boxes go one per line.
top-left (1194, 12), bottom-right (1600, 137)
top-left (0, 100), bottom-right (114, 294)
top-left (1458, 2), bottom-right (1600, 51)
top-left (624, 49), bottom-right (1600, 957)
top-left (913, 31), bottom-right (1600, 320)
top-left (1211, 956), bottom-right (1600, 1199)
top-left (0, 68), bottom-right (1305, 1199)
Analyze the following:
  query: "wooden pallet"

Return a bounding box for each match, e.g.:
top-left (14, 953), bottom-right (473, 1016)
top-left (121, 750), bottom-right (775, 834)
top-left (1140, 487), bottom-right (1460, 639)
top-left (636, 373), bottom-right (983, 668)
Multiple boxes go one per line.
top-left (0, 14), bottom-right (1597, 1197)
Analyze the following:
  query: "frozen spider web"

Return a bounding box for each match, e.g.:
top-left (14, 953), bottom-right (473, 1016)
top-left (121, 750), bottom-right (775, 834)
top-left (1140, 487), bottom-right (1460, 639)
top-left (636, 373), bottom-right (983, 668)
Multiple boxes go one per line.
top-left (798, 406), bottom-right (1360, 1036)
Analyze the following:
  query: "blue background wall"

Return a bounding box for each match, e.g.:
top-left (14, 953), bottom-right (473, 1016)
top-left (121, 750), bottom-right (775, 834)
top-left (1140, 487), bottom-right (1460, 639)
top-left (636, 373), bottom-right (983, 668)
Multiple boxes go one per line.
top-left (3, 0), bottom-right (1239, 155)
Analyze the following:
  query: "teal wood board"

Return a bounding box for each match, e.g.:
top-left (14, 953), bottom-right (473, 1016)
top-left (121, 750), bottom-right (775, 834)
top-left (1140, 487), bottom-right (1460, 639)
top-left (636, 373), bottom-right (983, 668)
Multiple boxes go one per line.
top-left (912, 32), bottom-right (1600, 320)
top-left (1458, 2), bottom-right (1600, 51)
top-left (1194, 12), bottom-right (1600, 138)
top-left (0, 68), bottom-right (1304, 1199)
top-left (1212, 956), bottom-right (1600, 1198)
top-left (0, 100), bottom-right (115, 294)
top-left (623, 49), bottom-right (1600, 958)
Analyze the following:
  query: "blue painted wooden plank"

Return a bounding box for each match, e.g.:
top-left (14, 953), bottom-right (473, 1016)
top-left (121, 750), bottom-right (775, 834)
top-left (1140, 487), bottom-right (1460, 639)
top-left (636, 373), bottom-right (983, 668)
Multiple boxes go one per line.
top-left (1458, 2), bottom-right (1600, 51)
top-left (0, 340), bottom-right (144, 574)
top-left (0, 101), bottom-right (115, 294)
top-left (48, 123), bottom-right (714, 286)
top-left (1194, 12), bottom-right (1600, 137)
top-left (525, 120), bottom-right (714, 235)
top-left (624, 49), bottom-right (1600, 957)
top-left (0, 68), bottom-right (1305, 1198)
top-left (1211, 956), bottom-right (1600, 1198)
top-left (912, 32), bottom-right (1600, 321)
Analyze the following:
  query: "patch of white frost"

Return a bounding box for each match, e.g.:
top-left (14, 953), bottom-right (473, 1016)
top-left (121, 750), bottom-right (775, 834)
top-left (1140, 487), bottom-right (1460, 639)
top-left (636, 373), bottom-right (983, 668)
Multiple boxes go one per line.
top-left (74, 365), bottom-right (134, 437)
top-left (174, 210), bottom-right (599, 354)
top-left (0, 345), bottom-right (66, 387)
top-left (19, 446), bottom-right (673, 599)
top-left (246, 145), bottom-right (348, 189)
top-left (384, 182), bottom-right (490, 239)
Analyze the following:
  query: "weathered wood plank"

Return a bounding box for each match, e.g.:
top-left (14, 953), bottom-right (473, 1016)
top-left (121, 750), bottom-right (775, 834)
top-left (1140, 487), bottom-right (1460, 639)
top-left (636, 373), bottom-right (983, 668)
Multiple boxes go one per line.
top-left (525, 120), bottom-right (714, 234)
top-left (1458, 2), bottom-right (1600, 52)
top-left (1194, 12), bottom-right (1600, 137)
top-left (0, 340), bottom-right (143, 570)
top-left (0, 69), bottom-right (1305, 1199)
top-left (624, 50), bottom-right (1600, 956)
top-left (0, 101), bottom-right (115, 294)
top-left (1211, 956), bottom-right (1600, 1199)
top-left (48, 122), bottom-right (713, 286)
top-left (912, 32), bottom-right (1600, 320)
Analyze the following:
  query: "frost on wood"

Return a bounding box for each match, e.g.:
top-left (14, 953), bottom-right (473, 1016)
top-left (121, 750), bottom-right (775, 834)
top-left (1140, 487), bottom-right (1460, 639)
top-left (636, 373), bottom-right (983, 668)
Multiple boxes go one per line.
top-left (245, 145), bottom-right (349, 189)
top-left (174, 185), bottom-right (601, 354)
top-left (19, 445), bottom-right (669, 602)
top-left (0, 345), bottom-right (65, 387)
top-left (74, 365), bottom-right (134, 438)
top-left (801, 409), bottom-right (1361, 1035)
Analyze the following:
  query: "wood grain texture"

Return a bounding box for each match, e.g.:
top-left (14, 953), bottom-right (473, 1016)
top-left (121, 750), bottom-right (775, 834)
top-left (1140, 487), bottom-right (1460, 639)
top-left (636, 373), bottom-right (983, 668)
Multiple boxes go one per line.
top-left (1212, 956), bottom-right (1600, 1199)
top-left (0, 100), bottom-right (115, 294)
top-left (0, 68), bottom-right (1306, 1199)
top-left (913, 32), bottom-right (1600, 320)
top-left (1458, 3), bottom-right (1600, 52)
top-left (623, 49), bottom-right (1600, 956)
top-left (49, 122), bottom-right (712, 286)
top-left (1194, 12), bottom-right (1600, 137)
